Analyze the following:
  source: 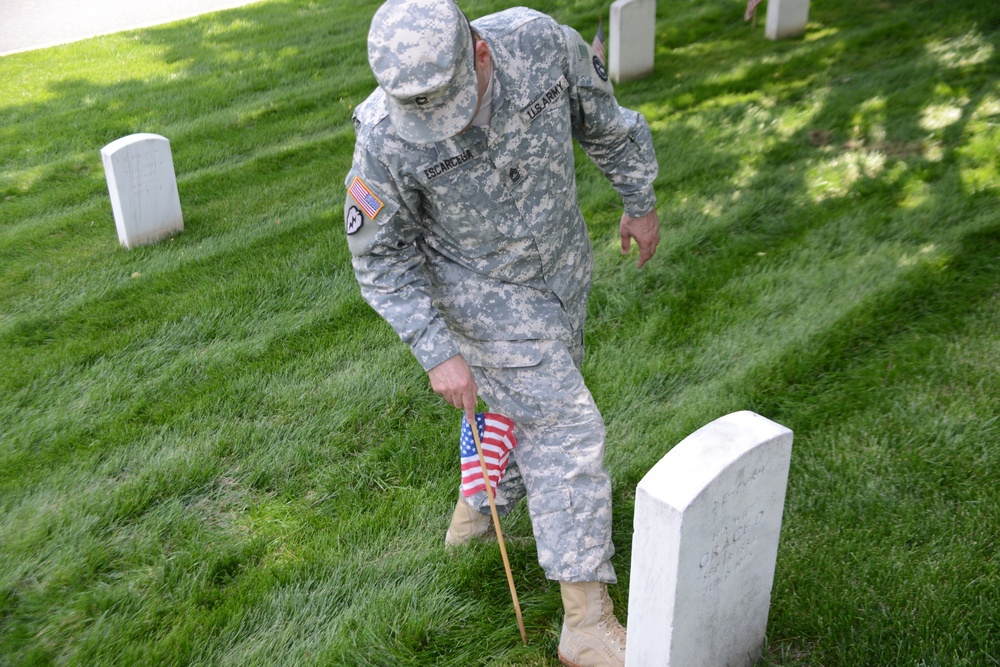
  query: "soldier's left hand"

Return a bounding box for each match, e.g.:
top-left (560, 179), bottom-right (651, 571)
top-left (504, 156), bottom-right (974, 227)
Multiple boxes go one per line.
top-left (620, 209), bottom-right (660, 268)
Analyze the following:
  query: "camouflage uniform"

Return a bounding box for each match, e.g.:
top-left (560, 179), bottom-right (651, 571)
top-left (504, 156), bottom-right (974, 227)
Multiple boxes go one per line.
top-left (345, 3), bottom-right (658, 583)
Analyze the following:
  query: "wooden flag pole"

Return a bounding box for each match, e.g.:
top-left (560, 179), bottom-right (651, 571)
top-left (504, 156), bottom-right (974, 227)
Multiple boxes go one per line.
top-left (468, 414), bottom-right (528, 645)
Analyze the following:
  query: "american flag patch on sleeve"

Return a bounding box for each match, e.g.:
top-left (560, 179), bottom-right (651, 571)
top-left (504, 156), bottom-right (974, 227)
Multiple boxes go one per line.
top-left (348, 176), bottom-right (384, 219)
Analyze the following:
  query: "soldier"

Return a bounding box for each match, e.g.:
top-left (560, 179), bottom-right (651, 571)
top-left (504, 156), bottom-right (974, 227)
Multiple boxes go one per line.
top-left (344, 1), bottom-right (659, 665)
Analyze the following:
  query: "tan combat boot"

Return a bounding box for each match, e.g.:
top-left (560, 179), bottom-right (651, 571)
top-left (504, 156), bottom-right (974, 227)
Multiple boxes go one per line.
top-left (444, 495), bottom-right (494, 547)
top-left (558, 581), bottom-right (627, 667)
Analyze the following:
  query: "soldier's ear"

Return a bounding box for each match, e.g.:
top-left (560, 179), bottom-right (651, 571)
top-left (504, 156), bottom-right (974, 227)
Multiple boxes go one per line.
top-left (474, 37), bottom-right (490, 64)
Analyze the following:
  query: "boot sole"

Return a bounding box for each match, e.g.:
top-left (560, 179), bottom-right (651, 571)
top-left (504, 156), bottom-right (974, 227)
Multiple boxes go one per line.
top-left (557, 651), bottom-right (585, 667)
top-left (444, 527), bottom-right (496, 548)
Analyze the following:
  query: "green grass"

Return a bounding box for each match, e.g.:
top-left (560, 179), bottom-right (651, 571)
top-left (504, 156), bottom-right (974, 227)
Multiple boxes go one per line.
top-left (1, 0), bottom-right (998, 664)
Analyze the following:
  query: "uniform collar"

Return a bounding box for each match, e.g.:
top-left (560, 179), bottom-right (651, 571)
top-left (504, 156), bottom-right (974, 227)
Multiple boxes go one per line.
top-left (423, 34), bottom-right (547, 157)
top-left (479, 33), bottom-right (542, 113)
top-left (471, 71), bottom-right (495, 127)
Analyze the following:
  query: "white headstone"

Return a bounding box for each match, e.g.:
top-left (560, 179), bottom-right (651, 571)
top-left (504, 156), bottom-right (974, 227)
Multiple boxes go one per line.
top-left (626, 411), bottom-right (793, 667)
top-left (609, 0), bottom-right (656, 83)
top-left (101, 133), bottom-right (184, 249)
top-left (765, 0), bottom-right (810, 40)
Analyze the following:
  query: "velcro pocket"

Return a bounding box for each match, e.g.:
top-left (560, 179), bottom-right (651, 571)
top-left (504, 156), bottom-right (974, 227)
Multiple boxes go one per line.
top-left (455, 338), bottom-right (544, 369)
top-left (529, 487), bottom-right (572, 517)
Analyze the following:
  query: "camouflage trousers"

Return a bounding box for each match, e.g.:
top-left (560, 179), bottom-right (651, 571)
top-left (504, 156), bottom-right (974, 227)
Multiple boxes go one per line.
top-left (457, 337), bottom-right (616, 584)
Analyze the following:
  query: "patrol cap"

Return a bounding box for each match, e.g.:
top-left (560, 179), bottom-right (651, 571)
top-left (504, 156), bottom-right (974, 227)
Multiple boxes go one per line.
top-left (367, 0), bottom-right (478, 144)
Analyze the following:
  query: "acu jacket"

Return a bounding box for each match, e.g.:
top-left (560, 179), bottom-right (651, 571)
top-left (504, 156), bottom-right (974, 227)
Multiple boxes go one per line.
top-left (345, 7), bottom-right (659, 371)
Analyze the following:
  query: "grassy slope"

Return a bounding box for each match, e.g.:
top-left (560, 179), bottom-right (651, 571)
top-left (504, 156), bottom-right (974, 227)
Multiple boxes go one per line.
top-left (1, 0), bottom-right (998, 664)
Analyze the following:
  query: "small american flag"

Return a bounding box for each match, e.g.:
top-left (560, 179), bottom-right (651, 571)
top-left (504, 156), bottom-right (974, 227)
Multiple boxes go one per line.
top-left (460, 412), bottom-right (517, 498)
top-left (348, 176), bottom-right (384, 219)
top-left (592, 16), bottom-right (606, 64)
top-left (745, 0), bottom-right (764, 21)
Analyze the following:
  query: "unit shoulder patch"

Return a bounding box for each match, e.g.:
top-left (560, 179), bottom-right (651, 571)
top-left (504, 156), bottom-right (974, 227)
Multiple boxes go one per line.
top-left (346, 205), bottom-right (364, 235)
top-left (592, 55), bottom-right (608, 82)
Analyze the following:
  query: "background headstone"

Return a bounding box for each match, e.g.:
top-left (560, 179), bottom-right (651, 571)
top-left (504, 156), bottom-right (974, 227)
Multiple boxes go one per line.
top-left (101, 133), bottom-right (184, 249)
top-left (626, 411), bottom-right (793, 667)
top-left (765, 0), bottom-right (810, 40)
top-left (609, 0), bottom-right (656, 83)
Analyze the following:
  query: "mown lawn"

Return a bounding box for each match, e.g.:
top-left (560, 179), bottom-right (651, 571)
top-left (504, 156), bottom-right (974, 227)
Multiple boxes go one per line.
top-left (1, 0), bottom-right (998, 665)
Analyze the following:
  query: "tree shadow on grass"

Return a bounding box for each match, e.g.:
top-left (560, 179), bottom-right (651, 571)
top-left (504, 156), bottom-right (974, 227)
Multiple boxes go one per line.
top-left (601, 0), bottom-right (998, 656)
top-left (589, 0), bottom-right (999, 398)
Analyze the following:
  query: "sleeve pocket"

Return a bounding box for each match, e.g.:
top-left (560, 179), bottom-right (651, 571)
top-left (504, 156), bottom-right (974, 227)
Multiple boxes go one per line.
top-left (455, 339), bottom-right (544, 369)
top-left (529, 488), bottom-right (572, 517)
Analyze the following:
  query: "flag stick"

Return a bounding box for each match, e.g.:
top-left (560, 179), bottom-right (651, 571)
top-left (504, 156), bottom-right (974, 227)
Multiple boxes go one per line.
top-left (468, 414), bottom-right (528, 645)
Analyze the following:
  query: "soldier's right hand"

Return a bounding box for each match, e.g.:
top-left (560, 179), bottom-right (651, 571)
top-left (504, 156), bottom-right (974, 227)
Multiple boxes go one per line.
top-left (428, 354), bottom-right (479, 424)
top-left (620, 208), bottom-right (660, 269)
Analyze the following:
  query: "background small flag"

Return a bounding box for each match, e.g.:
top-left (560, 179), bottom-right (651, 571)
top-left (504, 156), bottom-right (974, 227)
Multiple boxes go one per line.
top-left (460, 412), bottom-right (517, 498)
top-left (745, 0), bottom-right (764, 21)
top-left (592, 15), bottom-right (606, 63)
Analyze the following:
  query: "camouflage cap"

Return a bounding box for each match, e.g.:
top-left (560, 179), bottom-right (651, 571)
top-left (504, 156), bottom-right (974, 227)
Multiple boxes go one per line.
top-left (368, 0), bottom-right (478, 144)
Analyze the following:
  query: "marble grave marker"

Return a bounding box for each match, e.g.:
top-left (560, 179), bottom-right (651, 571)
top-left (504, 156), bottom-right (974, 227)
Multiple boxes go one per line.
top-left (765, 0), bottom-right (810, 40)
top-left (626, 411), bottom-right (793, 667)
top-left (101, 133), bottom-right (183, 249)
top-left (609, 0), bottom-right (656, 83)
